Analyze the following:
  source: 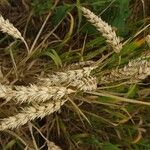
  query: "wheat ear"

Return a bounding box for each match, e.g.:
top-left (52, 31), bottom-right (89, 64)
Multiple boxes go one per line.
top-left (100, 58), bottom-right (150, 83)
top-left (81, 7), bottom-right (122, 53)
top-left (69, 76), bottom-right (97, 91)
top-left (37, 66), bottom-right (96, 86)
top-left (0, 15), bottom-right (29, 51)
top-left (0, 84), bottom-right (74, 104)
top-left (146, 35), bottom-right (150, 47)
top-left (47, 142), bottom-right (62, 150)
top-left (37, 66), bottom-right (97, 86)
top-left (0, 99), bottom-right (67, 130)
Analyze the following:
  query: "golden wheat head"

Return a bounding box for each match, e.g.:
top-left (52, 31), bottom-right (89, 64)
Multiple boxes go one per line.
top-left (0, 99), bottom-right (67, 130)
top-left (81, 7), bottom-right (122, 53)
top-left (101, 58), bottom-right (150, 83)
top-left (0, 15), bottom-right (29, 51)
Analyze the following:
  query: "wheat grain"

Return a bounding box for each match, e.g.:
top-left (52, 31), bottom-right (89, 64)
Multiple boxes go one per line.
top-left (100, 58), bottom-right (150, 83)
top-left (70, 76), bottom-right (97, 91)
top-left (37, 66), bottom-right (97, 86)
top-left (81, 7), bottom-right (122, 53)
top-left (0, 99), bottom-right (67, 130)
top-left (0, 84), bottom-right (74, 104)
top-left (0, 15), bottom-right (29, 51)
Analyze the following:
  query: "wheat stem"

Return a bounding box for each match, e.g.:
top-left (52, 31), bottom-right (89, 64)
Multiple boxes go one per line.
top-left (66, 61), bottom-right (95, 70)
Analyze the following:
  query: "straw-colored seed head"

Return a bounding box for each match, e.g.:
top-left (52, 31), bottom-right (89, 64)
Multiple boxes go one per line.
top-left (101, 58), bottom-right (150, 83)
top-left (37, 66), bottom-right (96, 86)
top-left (145, 34), bottom-right (150, 47)
top-left (47, 142), bottom-right (62, 150)
top-left (81, 7), bottom-right (122, 53)
top-left (0, 84), bottom-right (75, 104)
top-left (70, 76), bottom-right (97, 91)
top-left (0, 15), bottom-right (29, 51)
top-left (0, 99), bottom-right (67, 130)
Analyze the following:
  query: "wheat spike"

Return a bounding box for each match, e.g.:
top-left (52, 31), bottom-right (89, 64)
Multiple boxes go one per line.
top-left (70, 76), bottom-right (97, 91)
top-left (0, 99), bottom-right (67, 130)
top-left (146, 34), bottom-right (150, 47)
top-left (0, 15), bottom-right (29, 51)
top-left (37, 66), bottom-right (97, 86)
top-left (81, 7), bottom-right (122, 53)
top-left (100, 58), bottom-right (150, 83)
top-left (47, 142), bottom-right (62, 150)
top-left (0, 84), bottom-right (74, 104)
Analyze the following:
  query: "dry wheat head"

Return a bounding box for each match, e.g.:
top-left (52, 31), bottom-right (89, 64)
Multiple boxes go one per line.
top-left (81, 7), bottom-right (122, 53)
top-left (146, 34), bottom-right (150, 47)
top-left (47, 142), bottom-right (62, 150)
top-left (0, 99), bottom-right (67, 130)
top-left (37, 66), bottom-right (97, 86)
top-left (0, 15), bottom-right (29, 51)
top-left (0, 84), bottom-right (75, 104)
top-left (70, 76), bottom-right (97, 91)
top-left (100, 58), bottom-right (150, 83)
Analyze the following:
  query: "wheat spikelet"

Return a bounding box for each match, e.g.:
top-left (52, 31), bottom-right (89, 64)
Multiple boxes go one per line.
top-left (100, 58), bottom-right (150, 83)
top-left (37, 66), bottom-right (96, 86)
top-left (47, 142), bottom-right (62, 150)
top-left (0, 99), bottom-right (67, 130)
top-left (0, 15), bottom-right (29, 51)
top-left (70, 76), bottom-right (97, 91)
top-left (146, 34), bottom-right (150, 47)
top-left (81, 7), bottom-right (122, 53)
top-left (0, 84), bottom-right (74, 104)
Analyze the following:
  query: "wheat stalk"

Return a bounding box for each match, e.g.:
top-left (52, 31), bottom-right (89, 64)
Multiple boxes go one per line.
top-left (81, 7), bottom-right (122, 53)
top-left (37, 66), bottom-right (97, 86)
top-left (66, 61), bottom-right (95, 70)
top-left (0, 99), bottom-right (67, 130)
top-left (0, 15), bottom-right (29, 51)
top-left (100, 58), bottom-right (150, 83)
top-left (0, 84), bottom-right (74, 104)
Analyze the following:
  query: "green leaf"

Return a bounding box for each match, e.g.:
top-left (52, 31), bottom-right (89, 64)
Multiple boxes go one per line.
top-left (43, 49), bottom-right (62, 67)
top-left (81, 22), bottom-right (98, 35)
top-left (31, 0), bottom-right (53, 16)
top-left (102, 142), bottom-right (120, 150)
top-left (52, 5), bottom-right (72, 26)
top-left (112, 0), bottom-right (131, 36)
top-left (126, 84), bottom-right (138, 99)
